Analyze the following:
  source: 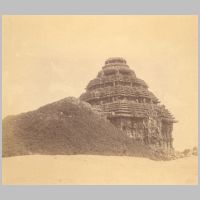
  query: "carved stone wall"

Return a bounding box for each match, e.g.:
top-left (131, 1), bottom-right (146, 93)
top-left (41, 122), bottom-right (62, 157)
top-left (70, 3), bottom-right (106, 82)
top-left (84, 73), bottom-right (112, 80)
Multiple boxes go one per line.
top-left (109, 116), bottom-right (173, 150)
top-left (80, 58), bottom-right (176, 151)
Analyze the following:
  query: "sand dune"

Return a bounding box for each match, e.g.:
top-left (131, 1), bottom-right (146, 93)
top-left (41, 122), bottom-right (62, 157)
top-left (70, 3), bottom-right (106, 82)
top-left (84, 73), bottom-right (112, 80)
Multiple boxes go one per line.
top-left (2, 155), bottom-right (198, 185)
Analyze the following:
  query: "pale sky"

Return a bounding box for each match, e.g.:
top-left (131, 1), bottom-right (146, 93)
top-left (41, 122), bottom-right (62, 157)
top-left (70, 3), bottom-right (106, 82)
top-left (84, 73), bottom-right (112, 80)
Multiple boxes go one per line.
top-left (2, 15), bottom-right (198, 150)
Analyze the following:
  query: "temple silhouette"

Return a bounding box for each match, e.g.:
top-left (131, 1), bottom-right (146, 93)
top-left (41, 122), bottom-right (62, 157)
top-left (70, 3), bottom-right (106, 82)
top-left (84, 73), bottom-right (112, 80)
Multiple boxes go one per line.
top-left (80, 57), bottom-right (177, 151)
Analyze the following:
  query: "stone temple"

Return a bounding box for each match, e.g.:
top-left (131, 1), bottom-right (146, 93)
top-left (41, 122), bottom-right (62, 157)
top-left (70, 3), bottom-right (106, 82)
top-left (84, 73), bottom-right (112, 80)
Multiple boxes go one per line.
top-left (80, 57), bottom-right (177, 151)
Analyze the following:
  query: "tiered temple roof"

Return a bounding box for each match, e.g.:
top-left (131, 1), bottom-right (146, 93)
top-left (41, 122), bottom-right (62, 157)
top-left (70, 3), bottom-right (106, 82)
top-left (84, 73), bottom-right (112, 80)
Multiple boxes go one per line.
top-left (80, 57), bottom-right (176, 149)
top-left (80, 57), bottom-right (175, 122)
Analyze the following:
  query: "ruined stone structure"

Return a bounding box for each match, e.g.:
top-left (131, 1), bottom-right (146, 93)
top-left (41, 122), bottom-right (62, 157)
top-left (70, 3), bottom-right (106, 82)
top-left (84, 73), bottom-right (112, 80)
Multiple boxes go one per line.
top-left (80, 57), bottom-right (177, 150)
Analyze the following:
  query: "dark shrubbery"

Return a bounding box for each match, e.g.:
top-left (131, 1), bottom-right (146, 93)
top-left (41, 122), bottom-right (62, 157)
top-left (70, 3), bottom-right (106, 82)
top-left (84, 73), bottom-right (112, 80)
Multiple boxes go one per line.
top-left (3, 97), bottom-right (165, 160)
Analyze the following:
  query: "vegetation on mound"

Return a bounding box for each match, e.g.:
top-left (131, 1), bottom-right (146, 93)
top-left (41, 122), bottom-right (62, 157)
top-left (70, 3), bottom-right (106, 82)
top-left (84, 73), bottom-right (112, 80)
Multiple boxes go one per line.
top-left (3, 97), bottom-right (169, 160)
top-left (174, 146), bottom-right (198, 158)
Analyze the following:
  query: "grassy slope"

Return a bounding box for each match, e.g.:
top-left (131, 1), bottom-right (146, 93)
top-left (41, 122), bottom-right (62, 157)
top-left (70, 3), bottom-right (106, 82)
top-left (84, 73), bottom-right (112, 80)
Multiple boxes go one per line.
top-left (3, 97), bottom-right (163, 159)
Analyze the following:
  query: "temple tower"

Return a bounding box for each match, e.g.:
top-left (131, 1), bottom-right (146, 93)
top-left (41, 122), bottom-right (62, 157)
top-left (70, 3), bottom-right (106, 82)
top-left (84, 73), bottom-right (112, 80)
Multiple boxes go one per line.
top-left (80, 57), bottom-right (177, 150)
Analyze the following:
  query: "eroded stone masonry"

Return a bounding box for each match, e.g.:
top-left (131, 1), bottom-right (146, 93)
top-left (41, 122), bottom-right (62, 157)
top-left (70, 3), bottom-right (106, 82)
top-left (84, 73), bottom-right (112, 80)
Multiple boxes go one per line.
top-left (80, 58), bottom-right (177, 151)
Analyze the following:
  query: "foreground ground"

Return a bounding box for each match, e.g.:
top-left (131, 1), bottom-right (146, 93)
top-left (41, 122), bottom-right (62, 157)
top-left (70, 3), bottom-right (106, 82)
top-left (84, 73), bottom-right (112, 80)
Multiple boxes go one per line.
top-left (2, 155), bottom-right (198, 185)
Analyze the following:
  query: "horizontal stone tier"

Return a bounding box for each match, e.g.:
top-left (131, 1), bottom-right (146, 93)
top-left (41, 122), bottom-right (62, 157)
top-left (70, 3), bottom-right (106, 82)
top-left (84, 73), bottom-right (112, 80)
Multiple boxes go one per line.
top-left (105, 57), bottom-right (127, 65)
top-left (81, 85), bottom-right (159, 103)
top-left (86, 74), bottom-right (148, 90)
top-left (95, 101), bottom-right (175, 122)
top-left (103, 66), bottom-right (130, 75)
top-left (102, 63), bottom-right (129, 69)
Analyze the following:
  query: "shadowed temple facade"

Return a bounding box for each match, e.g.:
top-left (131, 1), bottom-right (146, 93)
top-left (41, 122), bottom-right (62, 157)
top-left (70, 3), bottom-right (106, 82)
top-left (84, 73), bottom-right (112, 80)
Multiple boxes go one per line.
top-left (80, 58), bottom-right (177, 151)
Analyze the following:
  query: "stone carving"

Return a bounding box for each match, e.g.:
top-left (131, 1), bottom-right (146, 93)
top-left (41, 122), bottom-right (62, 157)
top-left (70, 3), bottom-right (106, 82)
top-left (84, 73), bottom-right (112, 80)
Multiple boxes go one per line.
top-left (80, 57), bottom-right (177, 150)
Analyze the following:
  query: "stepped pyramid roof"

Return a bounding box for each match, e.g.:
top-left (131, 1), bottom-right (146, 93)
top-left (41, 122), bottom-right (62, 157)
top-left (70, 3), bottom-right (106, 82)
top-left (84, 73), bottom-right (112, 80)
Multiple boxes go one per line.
top-left (80, 57), bottom-right (176, 123)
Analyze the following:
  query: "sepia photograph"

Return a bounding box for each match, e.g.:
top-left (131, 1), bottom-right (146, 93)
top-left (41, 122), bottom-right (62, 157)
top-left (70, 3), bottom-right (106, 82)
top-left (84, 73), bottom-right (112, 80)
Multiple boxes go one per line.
top-left (2, 15), bottom-right (198, 185)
